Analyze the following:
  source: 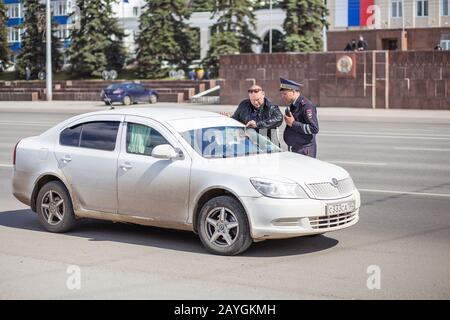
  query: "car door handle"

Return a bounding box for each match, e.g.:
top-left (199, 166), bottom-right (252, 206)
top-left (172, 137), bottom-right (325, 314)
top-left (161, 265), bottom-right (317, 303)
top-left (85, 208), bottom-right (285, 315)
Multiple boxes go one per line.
top-left (120, 162), bottom-right (133, 171)
top-left (61, 155), bottom-right (72, 163)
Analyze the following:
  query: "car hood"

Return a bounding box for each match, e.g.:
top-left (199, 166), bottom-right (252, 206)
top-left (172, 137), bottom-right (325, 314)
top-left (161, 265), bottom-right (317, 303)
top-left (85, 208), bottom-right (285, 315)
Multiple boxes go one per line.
top-left (197, 151), bottom-right (349, 185)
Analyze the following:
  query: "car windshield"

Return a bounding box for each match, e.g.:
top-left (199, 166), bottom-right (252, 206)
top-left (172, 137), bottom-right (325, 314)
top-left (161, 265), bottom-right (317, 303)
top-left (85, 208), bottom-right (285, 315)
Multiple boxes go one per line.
top-left (106, 83), bottom-right (125, 90)
top-left (180, 126), bottom-right (281, 158)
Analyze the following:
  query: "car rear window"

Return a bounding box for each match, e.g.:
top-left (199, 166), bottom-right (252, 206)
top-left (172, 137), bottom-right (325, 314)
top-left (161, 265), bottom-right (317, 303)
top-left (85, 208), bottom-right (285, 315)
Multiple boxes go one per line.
top-left (106, 84), bottom-right (123, 90)
top-left (60, 121), bottom-right (120, 151)
top-left (80, 122), bottom-right (120, 151)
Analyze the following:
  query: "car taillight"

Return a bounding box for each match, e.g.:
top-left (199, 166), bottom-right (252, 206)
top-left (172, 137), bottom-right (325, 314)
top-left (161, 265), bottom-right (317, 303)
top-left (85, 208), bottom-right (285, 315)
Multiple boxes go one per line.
top-left (113, 89), bottom-right (124, 94)
top-left (13, 140), bottom-right (21, 166)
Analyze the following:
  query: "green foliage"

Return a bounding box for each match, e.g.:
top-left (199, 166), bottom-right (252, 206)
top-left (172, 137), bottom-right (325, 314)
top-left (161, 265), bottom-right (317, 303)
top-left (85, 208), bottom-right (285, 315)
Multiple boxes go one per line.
top-left (202, 31), bottom-right (239, 77)
top-left (203, 0), bottom-right (260, 76)
top-left (190, 0), bottom-right (214, 12)
top-left (15, 0), bottom-right (63, 79)
top-left (68, 0), bottom-right (126, 78)
top-left (0, 0), bottom-right (10, 70)
top-left (280, 0), bottom-right (328, 52)
top-left (136, 0), bottom-right (196, 79)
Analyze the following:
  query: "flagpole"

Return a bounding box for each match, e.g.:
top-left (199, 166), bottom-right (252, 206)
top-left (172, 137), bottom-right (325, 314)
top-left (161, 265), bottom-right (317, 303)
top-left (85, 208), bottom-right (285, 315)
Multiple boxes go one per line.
top-left (46, 0), bottom-right (52, 101)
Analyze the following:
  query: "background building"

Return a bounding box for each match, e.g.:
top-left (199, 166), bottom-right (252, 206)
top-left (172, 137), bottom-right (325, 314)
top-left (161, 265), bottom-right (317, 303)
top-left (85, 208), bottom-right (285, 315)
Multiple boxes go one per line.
top-left (327, 0), bottom-right (450, 51)
top-left (5, 0), bottom-right (72, 58)
top-left (4, 0), bottom-right (449, 66)
top-left (111, 0), bottom-right (286, 59)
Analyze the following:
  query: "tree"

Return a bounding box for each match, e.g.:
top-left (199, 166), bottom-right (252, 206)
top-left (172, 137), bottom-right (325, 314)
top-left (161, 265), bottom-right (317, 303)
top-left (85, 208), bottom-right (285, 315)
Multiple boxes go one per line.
top-left (136, 0), bottom-right (196, 79)
top-left (15, 0), bottom-right (63, 79)
top-left (203, 0), bottom-right (260, 77)
top-left (175, 26), bottom-right (200, 71)
top-left (68, 0), bottom-right (126, 78)
top-left (202, 31), bottom-right (239, 77)
top-left (190, 0), bottom-right (214, 12)
top-left (0, 0), bottom-right (10, 71)
top-left (280, 0), bottom-right (328, 52)
top-left (103, 2), bottom-right (127, 72)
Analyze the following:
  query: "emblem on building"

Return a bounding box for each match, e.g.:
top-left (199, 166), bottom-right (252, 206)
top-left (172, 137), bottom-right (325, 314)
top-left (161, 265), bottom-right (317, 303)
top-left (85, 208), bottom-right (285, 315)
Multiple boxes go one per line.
top-left (337, 55), bottom-right (353, 74)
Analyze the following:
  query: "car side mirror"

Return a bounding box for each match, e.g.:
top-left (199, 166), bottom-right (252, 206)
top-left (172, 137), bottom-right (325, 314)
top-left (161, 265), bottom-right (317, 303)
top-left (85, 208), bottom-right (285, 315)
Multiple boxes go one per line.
top-left (151, 144), bottom-right (184, 160)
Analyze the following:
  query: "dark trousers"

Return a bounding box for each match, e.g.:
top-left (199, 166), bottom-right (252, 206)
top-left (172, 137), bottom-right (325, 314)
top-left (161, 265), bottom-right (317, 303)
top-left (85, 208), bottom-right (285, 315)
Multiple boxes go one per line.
top-left (289, 143), bottom-right (317, 158)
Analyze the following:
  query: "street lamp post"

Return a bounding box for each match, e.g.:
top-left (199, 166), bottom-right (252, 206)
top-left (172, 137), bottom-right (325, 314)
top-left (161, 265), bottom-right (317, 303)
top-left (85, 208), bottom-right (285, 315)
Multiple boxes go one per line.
top-left (46, 0), bottom-right (52, 101)
top-left (269, 0), bottom-right (272, 53)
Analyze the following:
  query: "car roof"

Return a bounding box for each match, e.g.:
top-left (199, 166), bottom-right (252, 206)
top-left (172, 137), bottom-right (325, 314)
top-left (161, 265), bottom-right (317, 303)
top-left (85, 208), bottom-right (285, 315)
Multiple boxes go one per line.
top-left (91, 107), bottom-right (225, 122)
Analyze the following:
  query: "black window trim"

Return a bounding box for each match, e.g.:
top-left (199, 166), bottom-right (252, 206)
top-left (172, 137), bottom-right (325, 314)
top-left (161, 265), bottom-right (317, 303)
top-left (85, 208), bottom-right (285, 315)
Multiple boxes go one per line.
top-left (60, 120), bottom-right (121, 152)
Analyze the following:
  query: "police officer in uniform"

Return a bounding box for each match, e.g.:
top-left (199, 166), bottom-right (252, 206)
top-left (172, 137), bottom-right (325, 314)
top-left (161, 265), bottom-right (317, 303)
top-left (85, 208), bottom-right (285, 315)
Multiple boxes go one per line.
top-left (280, 77), bottom-right (319, 158)
top-left (223, 84), bottom-right (283, 144)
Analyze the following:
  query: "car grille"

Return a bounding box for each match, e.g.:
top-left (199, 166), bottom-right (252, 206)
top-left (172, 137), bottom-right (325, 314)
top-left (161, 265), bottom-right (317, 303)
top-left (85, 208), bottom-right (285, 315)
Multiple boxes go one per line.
top-left (306, 177), bottom-right (354, 200)
top-left (309, 211), bottom-right (358, 229)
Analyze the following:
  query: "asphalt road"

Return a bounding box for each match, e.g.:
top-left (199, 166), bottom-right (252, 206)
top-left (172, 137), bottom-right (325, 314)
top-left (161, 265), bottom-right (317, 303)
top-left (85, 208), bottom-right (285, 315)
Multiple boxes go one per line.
top-left (0, 101), bottom-right (449, 299)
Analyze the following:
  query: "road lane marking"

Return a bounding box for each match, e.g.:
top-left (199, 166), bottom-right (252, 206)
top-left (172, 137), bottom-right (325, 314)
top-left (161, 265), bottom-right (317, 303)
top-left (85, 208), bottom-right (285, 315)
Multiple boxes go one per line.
top-left (359, 188), bottom-right (450, 198)
top-left (321, 133), bottom-right (450, 140)
top-left (0, 121), bottom-right (55, 127)
top-left (393, 147), bottom-right (450, 152)
top-left (322, 130), bottom-right (450, 138)
top-left (327, 161), bottom-right (387, 166)
top-left (0, 164), bottom-right (13, 168)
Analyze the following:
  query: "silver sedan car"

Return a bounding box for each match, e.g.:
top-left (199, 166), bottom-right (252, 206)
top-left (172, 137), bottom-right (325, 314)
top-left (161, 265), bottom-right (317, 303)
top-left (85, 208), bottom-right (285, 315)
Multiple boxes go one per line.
top-left (12, 108), bottom-right (360, 255)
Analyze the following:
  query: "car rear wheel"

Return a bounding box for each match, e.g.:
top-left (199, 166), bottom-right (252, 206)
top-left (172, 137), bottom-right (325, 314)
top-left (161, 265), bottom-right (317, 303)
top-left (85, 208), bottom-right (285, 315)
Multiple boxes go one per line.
top-left (123, 95), bottom-right (132, 106)
top-left (36, 181), bottom-right (76, 233)
top-left (198, 196), bottom-right (252, 255)
top-left (149, 94), bottom-right (157, 104)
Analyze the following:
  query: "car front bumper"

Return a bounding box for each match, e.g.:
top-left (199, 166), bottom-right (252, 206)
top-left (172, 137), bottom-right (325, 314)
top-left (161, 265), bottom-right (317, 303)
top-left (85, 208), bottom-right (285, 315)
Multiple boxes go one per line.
top-left (101, 94), bottom-right (124, 103)
top-left (240, 190), bottom-right (361, 240)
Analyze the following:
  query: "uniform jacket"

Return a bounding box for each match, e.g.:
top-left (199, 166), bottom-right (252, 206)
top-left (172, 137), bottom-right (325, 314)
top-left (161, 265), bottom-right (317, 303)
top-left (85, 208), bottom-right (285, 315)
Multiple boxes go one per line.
top-left (283, 95), bottom-right (319, 148)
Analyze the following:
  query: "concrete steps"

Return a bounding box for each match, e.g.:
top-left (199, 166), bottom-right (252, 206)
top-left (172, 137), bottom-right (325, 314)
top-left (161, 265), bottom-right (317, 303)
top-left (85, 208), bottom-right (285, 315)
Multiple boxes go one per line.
top-left (0, 80), bottom-right (216, 103)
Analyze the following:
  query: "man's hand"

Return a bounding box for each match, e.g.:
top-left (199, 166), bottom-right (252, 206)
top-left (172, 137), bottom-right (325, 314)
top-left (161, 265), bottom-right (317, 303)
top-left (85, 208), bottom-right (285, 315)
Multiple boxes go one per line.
top-left (284, 114), bottom-right (295, 127)
top-left (220, 111), bottom-right (231, 117)
top-left (246, 120), bottom-right (257, 128)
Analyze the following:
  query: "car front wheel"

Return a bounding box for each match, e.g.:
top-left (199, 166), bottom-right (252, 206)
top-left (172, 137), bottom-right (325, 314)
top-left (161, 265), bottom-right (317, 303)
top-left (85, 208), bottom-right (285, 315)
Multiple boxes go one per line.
top-left (198, 196), bottom-right (252, 255)
top-left (36, 181), bottom-right (76, 233)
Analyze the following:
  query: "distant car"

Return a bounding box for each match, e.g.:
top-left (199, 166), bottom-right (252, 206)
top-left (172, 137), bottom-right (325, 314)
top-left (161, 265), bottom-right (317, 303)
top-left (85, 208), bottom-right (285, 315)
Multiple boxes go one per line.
top-left (101, 82), bottom-right (158, 106)
top-left (12, 108), bottom-right (360, 255)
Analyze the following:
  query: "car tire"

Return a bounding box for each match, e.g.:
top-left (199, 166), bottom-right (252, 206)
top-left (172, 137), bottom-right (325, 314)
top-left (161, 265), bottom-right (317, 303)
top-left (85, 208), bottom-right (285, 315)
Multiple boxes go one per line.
top-left (36, 181), bottom-right (76, 233)
top-left (123, 95), bottom-right (132, 106)
top-left (149, 94), bottom-right (158, 104)
top-left (198, 195), bottom-right (252, 256)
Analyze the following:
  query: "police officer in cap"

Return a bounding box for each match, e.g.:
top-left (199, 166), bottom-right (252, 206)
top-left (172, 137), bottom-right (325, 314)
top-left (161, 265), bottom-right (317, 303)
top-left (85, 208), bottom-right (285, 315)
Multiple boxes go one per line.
top-left (280, 77), bottom-right (319, 158)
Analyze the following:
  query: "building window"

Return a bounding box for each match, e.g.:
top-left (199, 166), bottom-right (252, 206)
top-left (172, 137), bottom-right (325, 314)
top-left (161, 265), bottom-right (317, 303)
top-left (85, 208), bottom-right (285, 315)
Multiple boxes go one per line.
top-left (55, 25), bottom-right (70, 40)
top-left (7, 28), bottom-right (20, 43)
top-left (7, 4), bottom-right (21, 18)
top-left (53, 1), bottom-right (67, 16)
top-left (443, 0), bottom-right (449, 16)
top-left (391, 1), bottom-right (403, 18)
top-left (417, 0), bottom-right (428, 17)
top-left (441, 35), bottom-right (450, 50)
top-left (132, 7), bottom-right (139, 17)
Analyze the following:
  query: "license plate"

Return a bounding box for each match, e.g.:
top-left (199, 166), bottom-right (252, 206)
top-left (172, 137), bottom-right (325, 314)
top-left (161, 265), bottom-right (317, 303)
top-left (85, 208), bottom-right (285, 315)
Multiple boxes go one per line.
top-left (326, 201), bottom-right (355, 215)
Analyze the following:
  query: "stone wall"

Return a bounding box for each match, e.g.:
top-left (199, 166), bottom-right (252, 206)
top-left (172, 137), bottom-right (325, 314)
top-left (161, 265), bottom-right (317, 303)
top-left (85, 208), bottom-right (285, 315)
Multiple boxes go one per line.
top-left (0, 80), bottom-right (216, 102)
top-left (219, 51), bottom-right (450, 109)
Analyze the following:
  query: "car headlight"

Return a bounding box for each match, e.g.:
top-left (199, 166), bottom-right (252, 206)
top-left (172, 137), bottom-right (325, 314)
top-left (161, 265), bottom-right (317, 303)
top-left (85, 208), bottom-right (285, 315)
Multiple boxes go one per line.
top-left (250, 178), bottom-right (309, 199)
